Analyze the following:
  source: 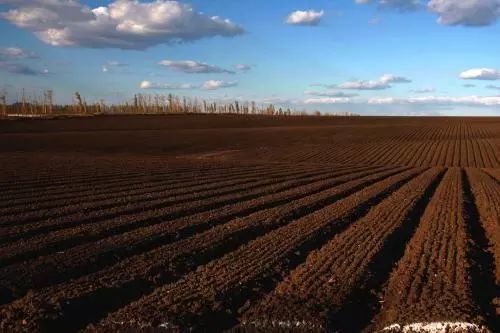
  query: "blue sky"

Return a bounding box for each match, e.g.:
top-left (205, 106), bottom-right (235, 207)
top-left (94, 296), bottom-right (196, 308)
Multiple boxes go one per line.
top-left (0, 0), bottom-right (499, 115)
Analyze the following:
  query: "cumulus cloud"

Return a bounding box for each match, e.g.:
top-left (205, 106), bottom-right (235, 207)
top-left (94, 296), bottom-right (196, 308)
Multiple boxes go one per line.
top-left (0, 0), bottom-right (244, 49)
top-left (304, 90), bottom-right (359, 98)
top-left (139, 80), bottom-right (197, 90)
top-left (336, 74), bottom-right (411, 90)
top-left (286, 10), bottom-right (324, 26)
top-left (201, 80), bottom-right (237, 90)
top-left (158, 60), bottom-right (234, 74)
top-left (0, 62), bottom-right (41, 75)
top-left (358, 0), bottom-right (500, 25)
top-left (355, 0), bottom-right (421, 11)
top-left (460, 68), bottom-right (500, 80)
top-left (428, 0), bottom-right (500, 26)
top-left (0, 47), bottom-right (37, 60)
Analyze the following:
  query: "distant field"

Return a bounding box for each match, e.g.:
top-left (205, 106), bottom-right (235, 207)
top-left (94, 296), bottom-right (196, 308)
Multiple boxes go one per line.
top-left (0, 115), bottom-right (498, 332)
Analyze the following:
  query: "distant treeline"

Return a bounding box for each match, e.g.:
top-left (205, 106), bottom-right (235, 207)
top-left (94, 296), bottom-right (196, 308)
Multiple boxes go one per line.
top-left (0, 90), bottom-right (360, 118)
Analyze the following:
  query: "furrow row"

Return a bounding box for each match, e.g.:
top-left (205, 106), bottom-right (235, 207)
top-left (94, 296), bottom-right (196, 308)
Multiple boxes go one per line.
top-left (0, 165), bottom-right (311, 226)
top-left (0, 166), bottom-right (354, 265)
top-left (83, 167), bottom-right (425, 332)
top-left (371, 169), bottom-right (487, 332)
top-left (0, 164), bottom-right (278, 214)
top-left (0, 166), bottom-right (320, 242)
top-left (239, 167), bottom-right (444, 332)
top-left (0, 166), bottom-right (391, 304)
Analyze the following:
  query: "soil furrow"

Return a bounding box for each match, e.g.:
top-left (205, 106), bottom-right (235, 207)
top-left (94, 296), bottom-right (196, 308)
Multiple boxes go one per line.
top-left (0, 166), bottom-right (391, 304)
top-left (0, 165), bottom-right (307, 228)
top-left (0, 167), bottom-right (348, 265)
top-left (239, 167), bottom-right (444, 332)
top-left (0, 164), bottom-right (224, 197)
top-left (79, 168), bottom-right (428, 332)
top-left (0, 166), bottom-right (319, 243)
top-left (462, 170), bottom-right (499, 332)
top-left (0, 164), bottom-right (276, 215)
top-left (366, 168), bottom-right (490, 333)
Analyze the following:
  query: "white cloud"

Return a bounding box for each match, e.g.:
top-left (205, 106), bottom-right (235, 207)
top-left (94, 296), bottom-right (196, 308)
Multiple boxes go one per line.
top-left (304, 94), bottom-right (500, 107)
top-left (428, 0), bottom-right (500, 26)
top-left (235, 64), bottom-right (251, 71)
top-left (139, 79), bottom-right (237, 90)
top-left (1, 0), bottom-right (244, 49)
top-left (486, 84), bottom-right (500, 90)
top-left (310, 83), bottom-right (337, 88)
top-left (158, 60), bottom-right (234, 74)
top-left (358, 0), bottom-right (500, 25)
top-left (0, 47), bottom-right (37, 60)
top-left (286, 10), bottom-right (324, 26)
top-left (139, 80), bottom-right (197, 90)
top-left (410, 88), bottom-right (436, 93)
top-left (368, 97), bottom-right (398, 104)
top-left (368, 95), bottom-right (500, 106)
top-left (304, 90), bottom-right (358, 97)
top-left (202, 80), bottom-right (237, 90)
top-left (460, 68), bottom-right (500, 80)
top-left (336, 74), bottom-right (411, 90)
top-left (304, 97), bottom-right (352, 104)
top-left (380, 74), bottom-right (412, 83)
top-left (339, 81), bottom-right (388, 90)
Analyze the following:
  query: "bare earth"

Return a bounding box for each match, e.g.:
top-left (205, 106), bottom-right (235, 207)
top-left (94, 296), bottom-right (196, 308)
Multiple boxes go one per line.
top-left (0, 115), bottom-right (498, 332)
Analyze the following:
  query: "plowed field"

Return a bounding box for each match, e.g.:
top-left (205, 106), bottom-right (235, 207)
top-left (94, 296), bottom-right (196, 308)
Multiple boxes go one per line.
top-left (0, 115), bottom-right (499, 332)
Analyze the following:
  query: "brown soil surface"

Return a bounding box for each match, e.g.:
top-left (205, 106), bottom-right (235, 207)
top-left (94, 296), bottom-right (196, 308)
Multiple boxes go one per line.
top-left (0, 115), bottom-right (498, 332)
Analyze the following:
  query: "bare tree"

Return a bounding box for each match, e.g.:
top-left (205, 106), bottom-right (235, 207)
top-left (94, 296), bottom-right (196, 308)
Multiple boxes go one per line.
top-left (0, 89), bottom-right (6, 117)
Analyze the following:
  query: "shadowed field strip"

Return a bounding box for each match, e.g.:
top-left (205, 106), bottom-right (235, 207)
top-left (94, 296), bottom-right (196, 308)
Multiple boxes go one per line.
top-left (0, 167), bottom-right (417, 332)
top-left (0, 165), bottom-right (315, 228)
top-left (0, 166), bottom-right (363, 266)
top-left (0, 166), bottom-right (390, 303)
top-left (0, 166), bottom-right (328, 242)
top-left (0, 163), bottom-right (227, 196)
top-left (0, 164), bottom-right (281, 215)
top-left (466, 168), bottom-right (500, 331)
top-left (73, 167), bottom-right (426, 332)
